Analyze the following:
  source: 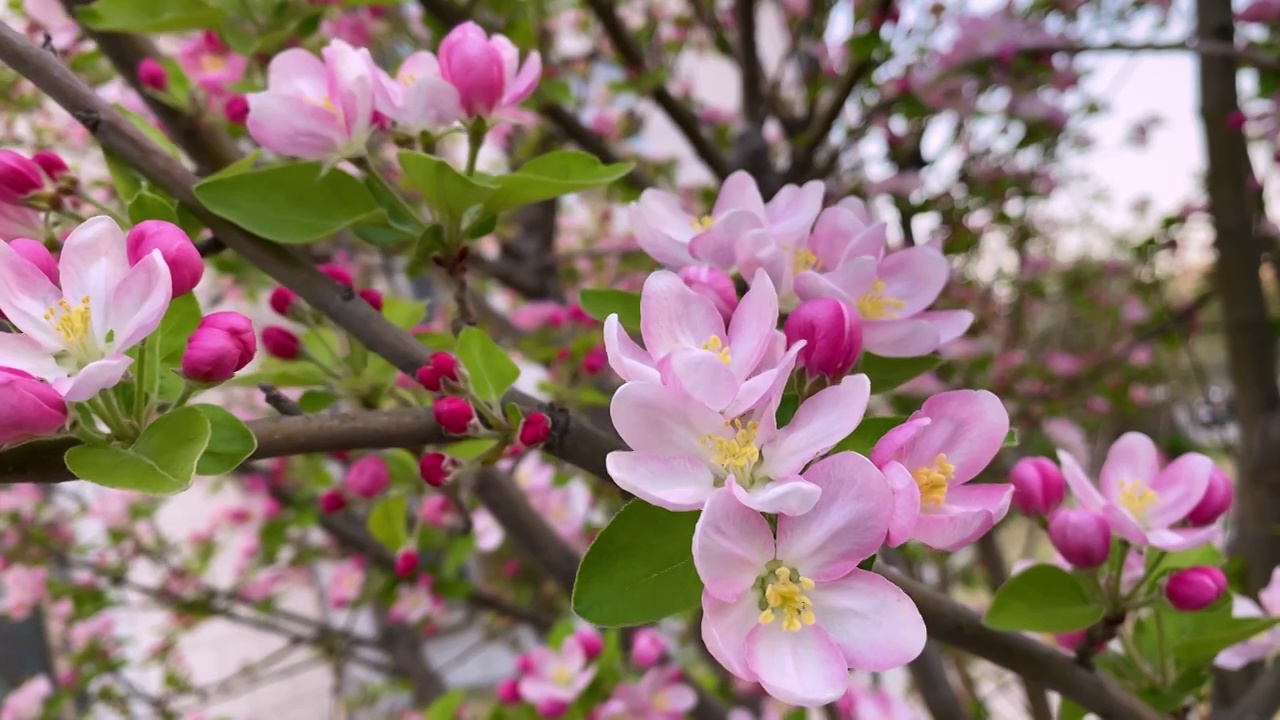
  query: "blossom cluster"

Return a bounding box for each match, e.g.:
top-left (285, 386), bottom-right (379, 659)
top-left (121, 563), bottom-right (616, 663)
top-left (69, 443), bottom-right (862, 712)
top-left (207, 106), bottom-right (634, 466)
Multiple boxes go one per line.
top-left (605, 176), bottom-right (1013, 706)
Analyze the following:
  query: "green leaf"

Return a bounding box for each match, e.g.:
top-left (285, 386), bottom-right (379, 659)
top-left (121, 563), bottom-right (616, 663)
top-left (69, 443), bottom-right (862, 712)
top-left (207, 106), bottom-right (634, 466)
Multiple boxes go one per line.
top-left (103, 149), bottom-right (143, 203)
top-left (423, 689), bottom-right (465, 720)
top-left (156, 294), bottom-right (202, 367)
top-left (445, 438), bottom-right (498, 460)
top-left (572, 501), bottom-right (702, 626)
top-left (368, 495), bottom-right (409, 551)
top-left (191, 405), bottom-right (257, 475)
top-left (455, 327), bottom-right (519, 404)
top-left (232, 358), bottom-right (329, 388)
top-left (78, 0), bottom-right (225, 33)
top-left (484, 150), bottom-right (633, 212)
top-left (116, 107), bottom-right (184, 160)
top-left (398, 151), bottom-right (495, 226)
top-left (858, 353), bottom-right (943, 393)
top-left (128, 190), bottom-right (179, 225)
top-left (381, 298), bottom-right (426, 331)
top-left (1147, 546), bottom-right (1227, 579)
top-left (831, 416), bottom-right (905, 456)
top-left (579, 289), bottom-right (641, 335)
top-left (65, 407), bottom-right (212, 495)
top-left (297, 390), bottom-right (337, 413)
top-left (1057, 697), bottom-right (1087, 720)
top-left (1167, 604), bottom-right (1280, 667)
top-left (984, 565), bottom-right (1104, 633)
top-left (194, 163), bottom-right (383, 244)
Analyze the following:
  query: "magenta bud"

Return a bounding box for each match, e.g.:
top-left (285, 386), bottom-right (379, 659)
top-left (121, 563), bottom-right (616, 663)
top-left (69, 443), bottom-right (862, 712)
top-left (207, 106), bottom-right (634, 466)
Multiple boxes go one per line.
top-left (1186, 467), bottom-right (1233, 527)
top-left (358, 287), bottom-right (383, 312)
top-left (783, 298), bottom-right (863, 381)
top-left (678, 265), bottom-right (739, 322)
top-left (437, 22), bottom-right (506, 117)
top-left (1228, 109), bottom-right (1247, 132)
top-left (9, 238), bottom-right (58, 285)
top-left (433, 396), bottom-right (475, 435)
top-left (0, 151), bottom-right (45, 203)
top-left (1047, 508), bottom-right (1111, 569)
top-left (262, 326), bottom-right (301, 360)
top-left (1166, 566), bottom-right (1228, 611)
top-left (224, 94), bottom-right (249, 124)
top-left (269, 287), bottom-right (297, 317)
top-left (496, 678), bottom-right (521, 705)
top-left (630, 628), bottom-right (667, 669)
top-left (1009, 456), bottom-right (1066, 516)
top-left (515, 653), bottom-right (537, 675)
top-left (518, 412), bottom-right (551, 447)
top-left (418, 452), bottom-right (458, 487)
top-left (30, 151), bottom-right (68, 180)
top-left (394, 548), bottom-right (419, 579)
top-left (319, 263), bottom-right (353, 287)
top-left (573, 627), bottom-right (604, 660)
top-left (182, 314), bottom-right (255, 383)
top-left (197, 311), bottom-right (256, 369)
top-left (345, 455), bottom-right (390, 499)
top-left (318, 489), bottom-right (347, 514)
top-left (0, 367), bottom-right (67, 445)
top-left (534, 699), bottom-right (568, 719)
top-left (137, 58), bottom-right (168, 91)
top-left (126, 220), bottom-right (204, 296)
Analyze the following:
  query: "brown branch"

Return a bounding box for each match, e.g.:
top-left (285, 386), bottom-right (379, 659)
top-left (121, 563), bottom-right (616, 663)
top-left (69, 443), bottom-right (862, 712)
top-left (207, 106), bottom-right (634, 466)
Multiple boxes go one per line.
top-left (1220, 664), bottom-right (1280, 720)
top-left (373, 608), bottom-right (447, 706)
top-left (974, 534), bottom-right (1054, 720)
top-left (735, 0), bottom-right (764, 127)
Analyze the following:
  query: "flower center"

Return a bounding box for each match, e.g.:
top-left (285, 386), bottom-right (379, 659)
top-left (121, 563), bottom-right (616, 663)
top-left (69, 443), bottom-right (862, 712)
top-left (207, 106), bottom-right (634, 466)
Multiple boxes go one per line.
top-left (690, 215), bottom-right (715, 232)
top-left (912, 453), bottom-right (955, 509)
top-left (1118, 479), bottom-right (1159, 521)
top-left (702, 419), bottom-right (760, 476)
top-left (550, 664), bottom-right (574, 686)
top-left (856, 279), bottom-right (907, 320)
top-left (200, 54), bottom-right (227, 74)
top-left (792, 247), bottom-right (821, 273)
top-left (701, 335), bottom-right (732, 365)
top-left (45, 296), bottom-right (92, 352)
top-left (398, 70), bottom-right (418, 86)
top-left (758, 567), bottom-right (817, 632)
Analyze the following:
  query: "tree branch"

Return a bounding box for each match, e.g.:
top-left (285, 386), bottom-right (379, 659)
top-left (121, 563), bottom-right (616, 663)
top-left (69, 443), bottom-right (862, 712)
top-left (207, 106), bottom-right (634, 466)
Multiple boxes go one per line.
top-left (735, 0), bottom-right (764, 127)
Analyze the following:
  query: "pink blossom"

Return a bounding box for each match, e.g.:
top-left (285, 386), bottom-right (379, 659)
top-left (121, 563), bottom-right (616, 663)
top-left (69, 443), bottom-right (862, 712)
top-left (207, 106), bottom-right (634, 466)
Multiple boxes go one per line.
top-left (1239, 0), bottom-right (1280, 23)
top-left (328, 558), bottom-right (366, 608)
top-left (0, 674), bottom-right (52, 720)
top-left (436, 22), bottom-right (541, 118)
top-left (605, 269), bottom-right (797, 418)
top-left (376, 51), bottom-right (464, 133)
top-left (176, 32), bottom-right (247, 97)
top-left (247, 40), bottom-right (379, 162)
top-left (388, 577), bottom-right (441, 625)
top-left (597, 665), bottom-right (697, 720)
top-left (837, 675), bottom-right (920, 719)
top-left (629, 171), bottom-right (823, 269)
top-left (238, 570), bottom-right (283, 603)
top-left (1217, 567), bottom-right (1280, 669)
top-left (517, 636), bottom-right (597, 707)
top-left (69, 613), bottom-right (115, 653)
top-left (695, 453), bottom-right (925, 706)
top-left (2, 565), bottom-right (46, 620)
top-left (22, 0), bottom-right (78, 50)
top-left (0, 203), bottom-right (43, 241)
top-left (872, 390), bottom-right (1013, 550)
top-left (608, 374), bottom-right (870, 515)
top-left (1059, 432), bottom-right (1219, 551)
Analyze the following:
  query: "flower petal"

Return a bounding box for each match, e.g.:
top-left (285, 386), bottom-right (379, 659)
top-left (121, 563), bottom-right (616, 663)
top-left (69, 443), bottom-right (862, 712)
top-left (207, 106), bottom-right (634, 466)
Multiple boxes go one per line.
top-left (639, 271), bottom-right (726, 360)
top-left (0, 239), bottom-right (62, 348)
top-left (246, 92), bottom-right (349, 160)
top-left (1099, 432), bottom-right (1160, 504)
top-left (793, 256), bottom-right (877, 305)
top-left (727, 269), bottom-right (778, 381)
top-left (760, 375), bottom-right (870, 478)
top-left (693, 487), bottom-right (775, 601)
top-left (266, 47), bottom-right (329, 99)
top-left (658, 349), bottom-right (739, 413)
top-left (1058, 449), bottom-right (1106, 512)
top-left (713, 171), bottom-right (766, 219)
top-left (914, 310), bottom-right (974, 345)
top-left (610, 381), bottom-right (724, 458)
top-left (701, 592), bottom-right (760, 682)
top-left (105, 250), bottom-right (172, 351)
top-left (808, 569), bottom-right (926, 671)
top-left (603, 315), bottom-right (659, 383)
top-left (1147, 452), bottom-right (1213, 528)
top-left (606, 452), bottom-right (716, 512)
top-left (629, 192), bottom-right (697, 267)
top-left (870, 417), bottom-right (931, 468)
top-left (899, 390), bottom-right (1008, 484)
top-left (730, 475), bottom-right (821, 517)
top-left (877, 246), bottom-right (949, 316)
top-left (777, 451), bottom-right (891, 580)
top-left (690, 210), bottom-right (765, 269)
top-left (745, 622), bottom-right (848, 707)
top-left (56, 355), bottom-right (133, 402)
top-left (913, 502), bottom-right (998, 551)
top-left (860, 319), bottom-right (942, 358)
top-left (723, 340), bottom-right (801, 419)
top-left (883, 460), bottom-right (921, 547)
top-left (0, 332), bottom-right (62, 381)
top-left (1101, 504), bottom-right (1149, 546)
top-left (1146, 525), bottom-right (1220, 552)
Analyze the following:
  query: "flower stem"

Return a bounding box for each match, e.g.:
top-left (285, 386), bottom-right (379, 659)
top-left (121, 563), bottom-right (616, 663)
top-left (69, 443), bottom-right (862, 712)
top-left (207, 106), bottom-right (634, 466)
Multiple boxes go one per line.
top-left (75, 192), bottom-right (128, 225)
top-left (362, 155), bottom-right (425, 232)
top-left (465, 120), bottom-right (488, 176)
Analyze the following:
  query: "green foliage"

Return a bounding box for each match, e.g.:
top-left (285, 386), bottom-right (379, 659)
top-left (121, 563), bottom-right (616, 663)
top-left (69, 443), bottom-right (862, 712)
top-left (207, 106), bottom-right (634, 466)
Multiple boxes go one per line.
top-left (831, 416), bottom-right (906, 456)
top-left (65, 407), bottom-right (212, 494)
top-left (455, 327), bottom-right (519, 404)
top-left (483, 150), bottom-right (633, 213)
top-left (194, 163), bottom-right (382, 244)
top-left (984, 565), bottom-right (1104, 632)
top-left (573, 501), bottom-right (702, 626)
top-left (368, 495), bottom-right (409, 551)
top-left (578, 289), bottom-right (642, 335)
top-left (858, 353), bottom-right (943, 393)
top-left (191, 405), bottom-right (257, 475)
top-left (422, 690), bottom-right (465, 720)
top-left (398, 151), bottom-right (496, 230)
top-left (78, 0), bottom-right (224, 34)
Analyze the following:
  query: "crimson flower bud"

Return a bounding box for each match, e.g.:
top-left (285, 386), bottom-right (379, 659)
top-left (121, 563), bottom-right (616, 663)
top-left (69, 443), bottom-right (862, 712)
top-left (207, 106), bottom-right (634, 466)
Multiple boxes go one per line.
top-left (9, 238), bottom-right (57, 284)
top-left (519, 412), bottom-right (551, 447)
top-left (573, 627), bottom-right (603, 660)
top-left (1166, 566), bottom-right (1228, 611)
top-left (784, 298), bottom-right (863, 381)
top-left (581, 347), bottom-right (606, 375)
top-left (495, 678), bottom-right (521, 705)
top-left (534, 699), bottom-right (568, 719)
top-left (319, 263), bottom-right (353, 287)
top-left (434, 396), bottom-right (474, 434)
top-left (1009, 456), bottom-right (1065, 516)
top-left (345, 456), bottom-right (389, 499)
top-left (394, 548), bottom-right (419, 579)
top-left (429, 352), bottom-right (459, 382)
top-left (126, 220), bottom-right (204, 296)
top-left (269, 287), bottom-right (297, 317)
top-left (30, 151), bottom-right (68, 180)
top-left (678, 265), bottom-right (739, 322)
top-left (0, 150), bottom-right (45, 203)
top-left (1048, 508), bottom-right (1112, 569)
top-left (137, 57), bottom-right (168, 91)
top-left (318, 489), bottom-right (347, 514)
top-left (630, 628), bottom-right (667, 669)
top-left (182, 313), bottom-right (256, 383)
top-left (1186, 467), bottom-right (1234, 527)
top-left (262, 326), bottom-right (301, 360)
top-left (223, 95), bottom-right (249, 124)
top-left (358, 287), bottom-right (383, 311)
top-left (197, 312), bottom-right (256, 369)
top-left (418, 452), bottom-right (457, 487)
top-left (1228, 109), bottom-right (1247, 132)
top-left (0, 367), bottom-right (67, 445)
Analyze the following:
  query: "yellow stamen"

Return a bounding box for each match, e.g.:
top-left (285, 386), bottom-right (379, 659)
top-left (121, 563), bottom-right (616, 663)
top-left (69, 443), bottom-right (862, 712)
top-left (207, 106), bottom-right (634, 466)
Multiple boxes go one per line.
top-left (690, 215), bottom-right (715, 232)
top-left (912, 453), bottom-right (955, 509)
top-left (856, 279), bottom-right (907, 320)
top-left (701, 335), bottom-right (732, 365)
top-left (793, 247), bottom-right (821, 273)
top-left (200, 54), bottom-right (227, 74)
top-left (758, 567), bottom-right (818, 632)
top-left (702, 420), bottom-right (760, 474)
top-left (1118, 479), bottom-right (1159, 521)
top-left (550, 666), bottom-right (572, 685)
top-left (44, 296), bottom-right (91, 346)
